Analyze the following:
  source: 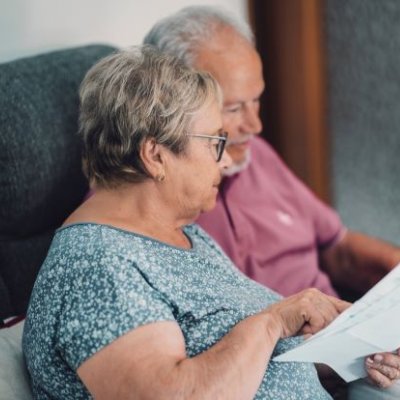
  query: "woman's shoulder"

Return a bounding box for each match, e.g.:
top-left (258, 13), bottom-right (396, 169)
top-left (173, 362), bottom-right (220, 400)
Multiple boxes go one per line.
top-left (57, 222), bottom-right (123, 237)
top-left (57, 222), bottom-right (155, 242)
top-left (55, 222), bottom-right (125, 249)
top-left (49, 223), bottom-right (144, 268)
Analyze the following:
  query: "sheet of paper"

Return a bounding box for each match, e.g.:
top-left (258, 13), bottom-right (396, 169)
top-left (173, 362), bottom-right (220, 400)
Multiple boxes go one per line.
top-left (273, 264), bottom-right (400, 382)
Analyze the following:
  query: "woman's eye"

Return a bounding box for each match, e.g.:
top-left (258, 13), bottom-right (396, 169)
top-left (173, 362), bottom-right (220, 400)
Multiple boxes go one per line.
top-left (208, 141), bottom-right (219, 155)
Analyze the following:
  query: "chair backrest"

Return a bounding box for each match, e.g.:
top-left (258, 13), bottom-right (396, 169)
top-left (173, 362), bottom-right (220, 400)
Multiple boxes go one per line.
top-left (0, 44), bottom-right (116, 321)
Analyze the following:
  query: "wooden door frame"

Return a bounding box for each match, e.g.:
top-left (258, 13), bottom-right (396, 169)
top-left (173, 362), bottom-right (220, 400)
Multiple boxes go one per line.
top-left (248, 0), bottom-right (331, 203)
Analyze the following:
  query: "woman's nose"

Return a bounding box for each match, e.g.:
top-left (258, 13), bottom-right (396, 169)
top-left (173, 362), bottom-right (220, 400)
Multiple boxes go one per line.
top-left (219, 148), bottom-right (233, 170)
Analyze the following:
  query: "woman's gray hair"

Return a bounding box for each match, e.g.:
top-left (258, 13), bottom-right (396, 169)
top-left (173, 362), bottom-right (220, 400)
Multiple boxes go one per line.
top-left (79, 45), bottom-right (221, 188)
top-left (143, 5), bottom-right (254, 66)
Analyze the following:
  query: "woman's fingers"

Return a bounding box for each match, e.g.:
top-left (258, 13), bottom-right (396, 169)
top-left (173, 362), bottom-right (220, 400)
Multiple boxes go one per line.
top-left (266, 289), bottom-right (350, 338)
top-left (330, 296), bottom-right (352, 313)
top-left (300, 291), bottom-right (349, 334)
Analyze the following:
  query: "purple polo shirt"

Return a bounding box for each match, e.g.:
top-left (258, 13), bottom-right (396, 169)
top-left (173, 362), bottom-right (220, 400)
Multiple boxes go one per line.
top-left (197, 136), bottom-right (345, 297)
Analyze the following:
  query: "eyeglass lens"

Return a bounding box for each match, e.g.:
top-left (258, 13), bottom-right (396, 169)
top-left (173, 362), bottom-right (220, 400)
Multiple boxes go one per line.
top-left (216, 133), bottom-right (227, 161)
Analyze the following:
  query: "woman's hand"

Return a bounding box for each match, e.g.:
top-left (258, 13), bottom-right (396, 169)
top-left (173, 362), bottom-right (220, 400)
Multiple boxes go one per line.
top-left (365, 349), bottom-right (400, 388)
top-left (265, 288), bottom-right (350, 338)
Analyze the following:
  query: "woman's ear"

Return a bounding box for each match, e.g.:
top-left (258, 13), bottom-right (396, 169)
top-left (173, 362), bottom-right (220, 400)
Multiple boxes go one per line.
top-left (140, 138), bottom-right (166, 181)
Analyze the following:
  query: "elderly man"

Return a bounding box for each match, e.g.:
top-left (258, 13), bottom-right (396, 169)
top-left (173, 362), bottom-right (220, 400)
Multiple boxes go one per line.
top-left (144, 6), bottom-right (400, 300)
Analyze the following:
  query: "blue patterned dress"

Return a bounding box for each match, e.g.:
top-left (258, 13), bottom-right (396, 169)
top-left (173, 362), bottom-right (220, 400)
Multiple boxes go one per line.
top-left (23, 223), bottom-right (331, 399)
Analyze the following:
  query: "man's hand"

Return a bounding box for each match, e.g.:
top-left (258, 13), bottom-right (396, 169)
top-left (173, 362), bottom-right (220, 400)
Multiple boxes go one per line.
top-left (365, 350), bottom-right (400, 388)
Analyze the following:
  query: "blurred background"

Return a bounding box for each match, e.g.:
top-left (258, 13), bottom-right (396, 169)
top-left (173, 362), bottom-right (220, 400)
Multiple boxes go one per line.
top-left (1, 0), bottom-right (399, 243)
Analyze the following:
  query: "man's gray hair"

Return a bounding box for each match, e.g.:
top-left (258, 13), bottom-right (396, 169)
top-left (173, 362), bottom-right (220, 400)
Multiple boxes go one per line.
top-left (79, 45), bottom-right (221, 188)
top-left (143, 5), bottom-right (254, 66)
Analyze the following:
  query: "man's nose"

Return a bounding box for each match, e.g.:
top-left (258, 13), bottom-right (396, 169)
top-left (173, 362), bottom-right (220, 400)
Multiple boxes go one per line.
top-left (242, 103), bottom-right (262, 135)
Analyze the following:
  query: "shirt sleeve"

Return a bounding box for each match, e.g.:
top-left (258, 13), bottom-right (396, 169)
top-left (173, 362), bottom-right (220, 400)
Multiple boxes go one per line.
top-left (56, 248), bottom-right (175, 370)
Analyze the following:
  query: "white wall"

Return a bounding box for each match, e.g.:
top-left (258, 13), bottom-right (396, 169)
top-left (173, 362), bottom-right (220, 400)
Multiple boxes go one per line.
top-left (0, 0), bottom-right (247, 63)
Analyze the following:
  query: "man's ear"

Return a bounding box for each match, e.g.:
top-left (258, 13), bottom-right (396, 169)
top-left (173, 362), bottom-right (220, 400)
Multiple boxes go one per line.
top-left (140, 138), bottom-right (165, 180)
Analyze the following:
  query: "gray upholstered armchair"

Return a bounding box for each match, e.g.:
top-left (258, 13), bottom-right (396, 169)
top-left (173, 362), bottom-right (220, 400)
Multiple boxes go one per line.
top-left (0, 44), bottom-right (116, 398)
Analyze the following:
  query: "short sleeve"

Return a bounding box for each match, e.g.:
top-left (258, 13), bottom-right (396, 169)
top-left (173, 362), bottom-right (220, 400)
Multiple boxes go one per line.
top-left (308, 193), bottom-right (347, 249)
top-left (56, 249), bottom-right (175, 370)
top-left (292, 179), bottom-right (345, 248)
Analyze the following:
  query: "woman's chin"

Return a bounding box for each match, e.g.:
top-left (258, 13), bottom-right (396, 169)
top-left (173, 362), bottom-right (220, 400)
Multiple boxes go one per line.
top-left (200, 197), bottom-right (218, 214)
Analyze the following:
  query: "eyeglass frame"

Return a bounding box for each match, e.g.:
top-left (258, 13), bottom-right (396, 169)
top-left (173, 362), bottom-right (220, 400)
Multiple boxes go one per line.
top-left (187, 131), bottom-right (228, 162)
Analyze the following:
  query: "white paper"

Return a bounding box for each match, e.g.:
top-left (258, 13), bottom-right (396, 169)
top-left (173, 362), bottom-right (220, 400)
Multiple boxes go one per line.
top-left (273, 264), bottom-right (400, 382)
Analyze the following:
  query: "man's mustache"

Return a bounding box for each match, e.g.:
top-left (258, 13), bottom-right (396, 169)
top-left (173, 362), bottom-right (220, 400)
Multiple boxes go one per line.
top-left (227, 135), bottom-right (254, 146)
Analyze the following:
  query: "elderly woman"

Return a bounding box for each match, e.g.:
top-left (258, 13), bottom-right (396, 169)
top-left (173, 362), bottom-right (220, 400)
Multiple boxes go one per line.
top-left (22, 46), bottom-right (391, 399)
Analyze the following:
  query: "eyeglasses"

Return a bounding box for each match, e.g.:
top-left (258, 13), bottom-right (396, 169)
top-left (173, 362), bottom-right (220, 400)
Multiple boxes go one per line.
top-left (187, 132), bottom-right (228, 162)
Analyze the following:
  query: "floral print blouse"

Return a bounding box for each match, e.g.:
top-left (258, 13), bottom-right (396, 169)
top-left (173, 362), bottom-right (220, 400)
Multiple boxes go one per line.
top-left (23, 223), bottom-right (331, 399)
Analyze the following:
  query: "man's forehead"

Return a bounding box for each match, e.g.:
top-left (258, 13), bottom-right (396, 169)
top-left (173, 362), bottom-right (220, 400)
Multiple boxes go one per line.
top-left (194, 43), bottom-right (259, 76)
top-left (195, 26), bottom-right (252, 57)
top-left (194, 45), bottom-right (263, 95)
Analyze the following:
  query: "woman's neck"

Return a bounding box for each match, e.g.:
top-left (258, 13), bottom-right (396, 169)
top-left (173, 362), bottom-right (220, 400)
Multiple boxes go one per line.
top-left (63, 183), bottom-right (195, 249)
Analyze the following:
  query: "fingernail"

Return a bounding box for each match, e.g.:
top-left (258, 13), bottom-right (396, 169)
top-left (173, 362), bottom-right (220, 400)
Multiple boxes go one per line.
top-left (374, 354), bottom-right (383, 362)
top-left (366, 357), bottom-right (373, 365)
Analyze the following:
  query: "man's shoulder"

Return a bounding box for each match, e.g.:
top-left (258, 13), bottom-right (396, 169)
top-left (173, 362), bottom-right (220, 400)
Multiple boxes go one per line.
top-left (250, 136), bottom-right (282, 164)
top-left (246, 136), bottom-right (290, 178)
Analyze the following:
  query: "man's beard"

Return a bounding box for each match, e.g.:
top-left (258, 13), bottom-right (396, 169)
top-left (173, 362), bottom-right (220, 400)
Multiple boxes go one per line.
top-left (223, 149), bottom-right (251, 177)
